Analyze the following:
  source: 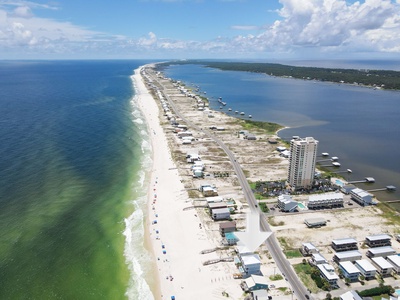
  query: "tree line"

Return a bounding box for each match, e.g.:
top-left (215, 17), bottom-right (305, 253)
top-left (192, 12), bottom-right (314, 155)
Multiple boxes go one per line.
top-left (159, 60), bottom-right (400, 90)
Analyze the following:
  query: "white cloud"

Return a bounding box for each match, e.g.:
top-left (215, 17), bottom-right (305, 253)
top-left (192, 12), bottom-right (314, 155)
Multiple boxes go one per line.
top-left (253, 0), bottom-right (400, 54)
top-left (0, 0), bottom-right (400, 58)
top-left (12, 5), bottom-right (32, 18)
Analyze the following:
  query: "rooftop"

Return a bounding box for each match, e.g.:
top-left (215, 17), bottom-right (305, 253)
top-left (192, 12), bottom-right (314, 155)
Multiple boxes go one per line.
top-left (367, 246), bottom-right (395, 254)
top-left (335, 250), bottom-right (362, 259)
top-left (332, 238), bottom-right (358, 245)
top-left (355, 259), bottom-right (377, 272)
top-left (340, 261), bottom-right (361, 274)
top-left (365, 234), bottom-right (391, 241)
top-left (371, 256), bottom-right (395, 269)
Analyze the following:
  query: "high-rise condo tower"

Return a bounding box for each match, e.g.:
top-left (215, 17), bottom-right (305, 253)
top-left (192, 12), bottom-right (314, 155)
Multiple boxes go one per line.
top-left (287, 137), bottom-right (318, 190)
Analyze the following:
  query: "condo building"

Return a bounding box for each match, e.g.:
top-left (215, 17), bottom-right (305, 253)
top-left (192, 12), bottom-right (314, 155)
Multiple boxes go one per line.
top-left (287, 137), bottom-right (318, 190)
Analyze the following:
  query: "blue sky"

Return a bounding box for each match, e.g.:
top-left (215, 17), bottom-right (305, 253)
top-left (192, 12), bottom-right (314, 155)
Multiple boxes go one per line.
top-left (1, 0), bottom-right (400, 60)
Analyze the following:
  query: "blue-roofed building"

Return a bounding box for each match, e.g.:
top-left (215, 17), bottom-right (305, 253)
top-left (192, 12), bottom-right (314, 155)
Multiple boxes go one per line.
top-left (223, 232), bottom-right (238, 246)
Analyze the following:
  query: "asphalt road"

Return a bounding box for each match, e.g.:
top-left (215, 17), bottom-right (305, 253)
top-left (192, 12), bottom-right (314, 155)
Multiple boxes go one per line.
top-left (147, 67), bottom-right (311, 300)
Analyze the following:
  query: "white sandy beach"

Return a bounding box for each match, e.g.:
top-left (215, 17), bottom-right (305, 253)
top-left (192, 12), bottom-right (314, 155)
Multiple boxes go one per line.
top-left (133, 67), bottom-right (244, 299)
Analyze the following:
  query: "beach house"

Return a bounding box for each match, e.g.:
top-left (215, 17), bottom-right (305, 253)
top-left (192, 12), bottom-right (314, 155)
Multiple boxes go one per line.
top-left (366, 246), bottom-right (396, 258)
top-left (371, 257), bottom-right (394, 277)
top-left (240, 274), bottom-right (269, 292)
top-left (339, 261), bottom-right (361, 282)
top-left (354, 259), bottom-right (377, 280)
top-left (365, 234), bottom-right (392, 248)
top-left (317, 264), bottom-right (339, 288)
top-left (350, 188), bottom-right (373, 206)
top-left (301, 242), bottom-right (319, 256)
top-left (277, 194), bottom-right (298, 212)
top-left (387, 255), bottom-right (400, 273)
top-left (236, 253), bottom-right (262, 277)
top-left (331, 238), bottom-right (358, 252)
top-left (219, 221), bottom-right (237, 236)
top-left (211, 208), bottom-right (230, 220)
top-left (333, 250), bottom-right (362, 263)
top-left (310, 253), bottom-right (328, 266)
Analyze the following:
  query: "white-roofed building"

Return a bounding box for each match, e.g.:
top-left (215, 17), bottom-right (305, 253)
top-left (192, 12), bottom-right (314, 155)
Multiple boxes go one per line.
top-left (307, 192), bottom-right (344, 209)
top-left (371, 256), bottom-right (394, 277)
top-left (339, 261), bottom-right (360, 282)
top-left (354, 259), bottom-right (377, 279)
top-left (317, 264), bottom-right (339, 288)
top-left (277, 195), bottom-right (298, 212)
top-left (211, 208), bottom-right (230, 220)
top-left (332, 238), bottom-right (358, 252)
top-left (333, 250), bottom-right (362, 263)
top-left (387, 255), bottom-right (400, 273)
top-left (311, 253), bottom-right (328, 265)
top-left (235, 253), bottom-right (261, 277)
top-left (206, 196), bottom-right (223, 204)
top-left (340, 290), bottom-right (363, 300)
top-left (301, 242), bottom-right (319, 256)
top-left (350, 188), bottom-right (373, 206)
top-left (202, 186), bottom-right (218, 197)
top-left (251, 289), bottom-right (269, 300)
top-left (365, 234), bottom-right (392, 248)
top-left (366, 246), bottom-right (396, 258)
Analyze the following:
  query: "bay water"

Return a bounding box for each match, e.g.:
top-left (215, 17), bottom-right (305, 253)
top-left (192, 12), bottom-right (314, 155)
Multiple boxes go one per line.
top-left (163, 62), bottom-right (400, 209)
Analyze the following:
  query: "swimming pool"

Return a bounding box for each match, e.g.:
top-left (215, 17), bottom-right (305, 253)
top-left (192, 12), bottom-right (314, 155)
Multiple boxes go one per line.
top-left (335, 179), bottom-right (345, 187)
top-left (298, 203), bottom-right (306, 209)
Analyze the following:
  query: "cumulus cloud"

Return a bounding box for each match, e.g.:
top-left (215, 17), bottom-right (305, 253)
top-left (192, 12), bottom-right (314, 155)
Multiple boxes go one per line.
top-left (252, 0), bottom-right (400, 54)
top-left (1, 0), bottom-right (400, 58)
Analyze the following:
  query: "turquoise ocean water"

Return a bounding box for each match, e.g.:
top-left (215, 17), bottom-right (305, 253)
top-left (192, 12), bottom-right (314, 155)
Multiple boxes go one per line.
top-left (0, 60), bottom-right (155, 299)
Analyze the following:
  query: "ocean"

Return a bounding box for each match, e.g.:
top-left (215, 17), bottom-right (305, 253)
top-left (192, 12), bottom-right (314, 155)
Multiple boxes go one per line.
top-left (0, 60), bottom-right (155, 299)
top-left (163, 62), bottom-right (400, 209)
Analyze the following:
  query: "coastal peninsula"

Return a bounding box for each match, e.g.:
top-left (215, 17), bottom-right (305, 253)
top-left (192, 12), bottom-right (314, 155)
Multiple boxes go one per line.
top-left (133, 64), bottom-right (400, 300)
top-left (159, 60), bottom-right (400, 90)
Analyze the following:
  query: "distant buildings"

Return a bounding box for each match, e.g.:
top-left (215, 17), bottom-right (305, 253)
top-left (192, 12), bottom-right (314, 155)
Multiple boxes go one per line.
top-left (287, 137), bottom-right (318, 190)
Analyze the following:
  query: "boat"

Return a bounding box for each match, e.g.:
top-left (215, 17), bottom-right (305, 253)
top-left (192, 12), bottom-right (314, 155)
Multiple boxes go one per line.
top-left (228, 108), bottom-right (232, 111)
top-left (240, 112), bottom-right (245, 115)
top-left (219, 106), bottom-right (223, 109)
top-left (249, 115), bottom-right (252, 118)
top-left (221, 102), bottom-right (226, 106)
top-left (235, 111), bottom-right (239, 114)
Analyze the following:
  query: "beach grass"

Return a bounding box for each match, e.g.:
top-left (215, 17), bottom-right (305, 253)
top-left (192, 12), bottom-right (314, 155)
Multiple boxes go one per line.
top-left (293, 263), bottom-right (320, 293)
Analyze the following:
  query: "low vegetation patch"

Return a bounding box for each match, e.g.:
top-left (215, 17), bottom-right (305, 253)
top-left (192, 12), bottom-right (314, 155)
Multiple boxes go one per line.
top-left (268, 217), bottom-right (285, 226)
top-left (357, 285), bottom-right (394, 298)
top-left (258, 202), bottom-right (269, 213)
top-left (293, 263), bottom-right (325, 293)
top-left (285, 249), bottom-right (303, 258)
top-left (241, 119), bottom-right (283, 134)
top-left (269, 274), bottom-right (283, 281)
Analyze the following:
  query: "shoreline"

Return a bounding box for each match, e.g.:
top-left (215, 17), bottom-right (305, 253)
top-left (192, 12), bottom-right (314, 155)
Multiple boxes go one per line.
top-left (133, 65), bottom-right (248, 299)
